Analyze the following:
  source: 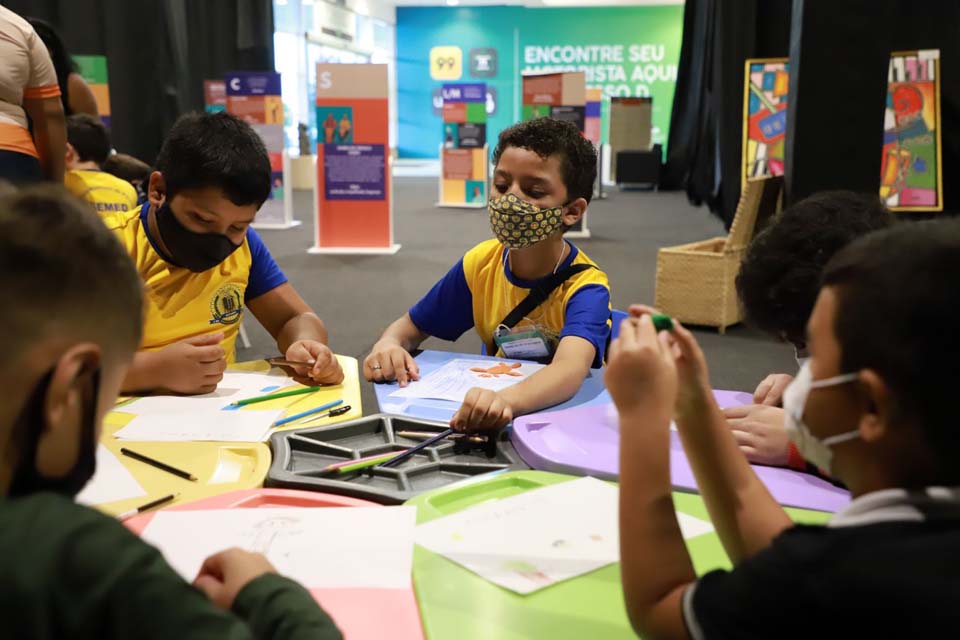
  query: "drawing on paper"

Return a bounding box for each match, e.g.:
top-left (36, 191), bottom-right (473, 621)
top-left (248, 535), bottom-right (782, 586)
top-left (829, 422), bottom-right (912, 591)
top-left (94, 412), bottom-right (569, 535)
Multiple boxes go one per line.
top-left (470, 362), bottom-right (524, 379)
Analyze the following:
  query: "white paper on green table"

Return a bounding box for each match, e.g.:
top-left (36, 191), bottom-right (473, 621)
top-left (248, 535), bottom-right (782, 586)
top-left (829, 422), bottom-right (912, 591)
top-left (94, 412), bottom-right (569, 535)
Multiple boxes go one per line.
top-left (140, 506), bottom-right (417, 589)
top-left (113, 409), bottom-right (283, 442)
top-left (75, 445), bottom-right (148, 506)
top-left (118, 371), bottom-right (294, 416)
top-left (389, 358), bottom-right (545, 403)
top-left (415, 476), bottom-right (713, 595)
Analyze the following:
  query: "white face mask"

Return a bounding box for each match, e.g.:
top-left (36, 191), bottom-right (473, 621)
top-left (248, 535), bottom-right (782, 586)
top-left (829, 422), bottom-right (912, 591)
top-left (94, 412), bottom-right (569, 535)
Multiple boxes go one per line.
top-left (783, 362), bottom-right (859, 473)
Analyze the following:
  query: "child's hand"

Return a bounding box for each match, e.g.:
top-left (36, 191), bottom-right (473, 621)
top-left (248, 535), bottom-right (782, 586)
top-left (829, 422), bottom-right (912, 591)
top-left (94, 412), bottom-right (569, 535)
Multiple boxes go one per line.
top-left (752, 373), bottom-right (794, 407)
top-left (451, 388), bottom-right (513, 432)
top-left (668, 322), bottom-right (715, 421)
top-left (193, 548), bottom-right (277, 610)
top-left (154, 333), bottom-right (226, 395)
top-left (722, 405), bottom-right (790, 466)
top-left (285, 340), bottom-right (344, 385)
top-left (363, 340), bottom-right (420, 387)
top-left (605, 315), bottom-right (677, 420)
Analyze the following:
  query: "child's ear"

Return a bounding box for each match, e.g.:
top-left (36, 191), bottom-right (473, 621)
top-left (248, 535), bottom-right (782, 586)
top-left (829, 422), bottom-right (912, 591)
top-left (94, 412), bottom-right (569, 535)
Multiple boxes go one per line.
top-left (36, 344), bottom-right (101, 479)
top-left (64, 143), bottom-right (78, 166)
top-left (857, 369), bottom-right (891, 444)
top-left (562, 197), bottom-right (588, 226)
top-left (147, 171), bottom-right (166, 207)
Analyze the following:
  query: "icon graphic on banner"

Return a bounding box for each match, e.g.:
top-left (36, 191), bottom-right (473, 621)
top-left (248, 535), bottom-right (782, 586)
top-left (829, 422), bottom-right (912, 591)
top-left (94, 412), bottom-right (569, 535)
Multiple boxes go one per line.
top-left (486, 87), bottom-right (498, 116)
top-left (432, 88), bottom-right (444, 116)
top-left (317, 107), bottom-right (354, 145)
top-left (430, 46), bottom-right (463, 81)
top-left (469, 48), bottom-right (498, 78)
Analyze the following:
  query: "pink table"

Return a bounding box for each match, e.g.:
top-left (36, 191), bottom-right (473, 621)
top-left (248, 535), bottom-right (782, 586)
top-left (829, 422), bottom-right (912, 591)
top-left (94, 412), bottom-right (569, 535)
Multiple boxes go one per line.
top-left (126, 488), bottom-right (424, 640)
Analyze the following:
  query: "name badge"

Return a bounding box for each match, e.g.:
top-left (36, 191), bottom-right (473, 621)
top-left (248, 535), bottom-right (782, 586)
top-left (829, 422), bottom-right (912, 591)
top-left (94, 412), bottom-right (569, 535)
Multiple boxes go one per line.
top-left (494, 328), bottom-right (551, 359)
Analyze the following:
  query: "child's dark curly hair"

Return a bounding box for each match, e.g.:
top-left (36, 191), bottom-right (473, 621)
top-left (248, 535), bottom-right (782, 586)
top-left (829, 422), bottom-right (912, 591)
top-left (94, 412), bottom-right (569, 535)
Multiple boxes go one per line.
top-left (736, 190), bottom-right (894, 347)
top-left (493, 117), bottom-right (597, 203)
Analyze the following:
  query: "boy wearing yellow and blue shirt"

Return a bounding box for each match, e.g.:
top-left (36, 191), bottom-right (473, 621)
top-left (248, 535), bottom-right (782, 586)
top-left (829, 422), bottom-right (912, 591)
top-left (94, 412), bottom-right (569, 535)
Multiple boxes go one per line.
top-left (63, 114), bottom-right (138, 215)
top-left (108, 112), bottom-right (342, 395)
top-left (364, 118), bottom-right (611, 431)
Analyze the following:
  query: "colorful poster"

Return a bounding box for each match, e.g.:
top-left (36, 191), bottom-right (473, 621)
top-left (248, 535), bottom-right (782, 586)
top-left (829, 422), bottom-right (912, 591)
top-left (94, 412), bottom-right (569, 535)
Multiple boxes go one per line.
top-left (73, 55), bottom-right (110, 128)
top-left (440, 83), bottom-right (488, 206)
top-left (313, 63), bottom-right (396, 252)
top-left (204, 80), bottom-right (227, 113)
top-left (741, 58), bottom-right (789, 190)
top-left (881, 50), bottom-right (942, 211)
top-left (324, 144), bottom-right (386, 201)
top-left (226, 71), bottom-right (290, 227)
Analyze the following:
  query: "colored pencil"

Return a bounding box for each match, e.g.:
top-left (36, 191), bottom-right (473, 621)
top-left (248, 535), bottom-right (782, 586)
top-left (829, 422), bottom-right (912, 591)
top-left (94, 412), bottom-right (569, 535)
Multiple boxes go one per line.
top-left (120, 448), bottom-right (197, 481)
top-left (268, 357), bottom-right (317, 367)
top-left (397, 430), bottom-right (486, 444)
top-left (117, 493), bottom-right (178, 520)
top-left (274, 399), bottom-right (344, 427)
top-left (327, 451), bottom-right (406, 474)
top-left (230, 385), bottom-right (322, 407)
top-left (380, 428), bottom-right (455, 468)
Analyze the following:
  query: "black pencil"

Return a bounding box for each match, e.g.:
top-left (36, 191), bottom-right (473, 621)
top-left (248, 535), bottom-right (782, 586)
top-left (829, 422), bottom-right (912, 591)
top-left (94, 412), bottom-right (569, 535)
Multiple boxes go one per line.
top-left (380, 428), bottom-right (455, 468)
top-left (120, 448), bottom-right (198, 481)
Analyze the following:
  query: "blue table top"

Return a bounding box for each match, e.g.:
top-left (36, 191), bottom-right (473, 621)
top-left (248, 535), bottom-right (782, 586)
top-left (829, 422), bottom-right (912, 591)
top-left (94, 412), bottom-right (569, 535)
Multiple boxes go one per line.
top-left (373, 349), bottom-right (611, 422)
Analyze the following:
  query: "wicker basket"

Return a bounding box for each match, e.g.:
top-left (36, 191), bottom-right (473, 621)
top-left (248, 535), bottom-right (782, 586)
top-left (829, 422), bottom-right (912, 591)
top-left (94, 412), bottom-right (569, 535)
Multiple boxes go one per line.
top-left (654, 176), bottom-right (782, 333)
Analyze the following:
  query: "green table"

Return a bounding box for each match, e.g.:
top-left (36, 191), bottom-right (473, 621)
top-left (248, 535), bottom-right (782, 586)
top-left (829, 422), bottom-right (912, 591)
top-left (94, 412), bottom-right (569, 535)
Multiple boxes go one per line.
top-left (406, 470), bottom-right (831, 639)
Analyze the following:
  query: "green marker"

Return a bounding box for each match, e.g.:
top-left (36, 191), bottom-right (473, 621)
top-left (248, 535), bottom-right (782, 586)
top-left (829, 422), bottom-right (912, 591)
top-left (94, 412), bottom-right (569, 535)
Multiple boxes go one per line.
top-left (651, 313), bottom-right (674, 332)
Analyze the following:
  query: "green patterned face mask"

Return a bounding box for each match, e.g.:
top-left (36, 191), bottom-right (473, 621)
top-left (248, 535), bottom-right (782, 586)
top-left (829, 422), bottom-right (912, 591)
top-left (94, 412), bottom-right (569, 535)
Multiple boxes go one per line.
top-left (488, 193), bottom-right (566, 249)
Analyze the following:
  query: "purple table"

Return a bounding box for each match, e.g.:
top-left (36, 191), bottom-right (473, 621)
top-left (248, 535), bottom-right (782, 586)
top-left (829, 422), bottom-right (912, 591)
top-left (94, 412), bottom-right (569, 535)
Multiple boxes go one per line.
top-left (511, 390), bottom-right (850, 513)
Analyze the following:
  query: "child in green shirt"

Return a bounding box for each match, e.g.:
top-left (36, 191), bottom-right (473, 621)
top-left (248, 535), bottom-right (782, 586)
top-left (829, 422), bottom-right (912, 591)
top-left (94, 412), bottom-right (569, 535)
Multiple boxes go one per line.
top-left (0, 187), bottom-right (341, 640)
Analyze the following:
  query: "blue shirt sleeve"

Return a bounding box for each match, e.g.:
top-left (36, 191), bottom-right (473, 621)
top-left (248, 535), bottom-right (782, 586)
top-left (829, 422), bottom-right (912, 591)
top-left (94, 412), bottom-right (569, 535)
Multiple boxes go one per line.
top-left (409, 259), bottom-right (475, 341)
top-left (560, 284), bottom-right (611, 369)
top-left (244, 228), bottom-right (289, 302)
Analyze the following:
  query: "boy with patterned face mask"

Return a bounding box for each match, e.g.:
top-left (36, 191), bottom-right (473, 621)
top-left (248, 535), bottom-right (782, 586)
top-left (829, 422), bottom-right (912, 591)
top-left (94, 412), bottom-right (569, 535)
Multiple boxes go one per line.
top-left (607, 220), bottom-right (960, 638)
top-left (364, 117), bottom-right (611, 432)
top-left (106, 112), bottom-right (343, 395)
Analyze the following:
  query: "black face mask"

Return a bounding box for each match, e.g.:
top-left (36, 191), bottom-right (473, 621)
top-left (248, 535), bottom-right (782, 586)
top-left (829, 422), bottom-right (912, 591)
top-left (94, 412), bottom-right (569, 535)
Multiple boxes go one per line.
top-left (8, 368), bottom-right (101, 499)
top-left (155, 202), bottom-right (242, 273)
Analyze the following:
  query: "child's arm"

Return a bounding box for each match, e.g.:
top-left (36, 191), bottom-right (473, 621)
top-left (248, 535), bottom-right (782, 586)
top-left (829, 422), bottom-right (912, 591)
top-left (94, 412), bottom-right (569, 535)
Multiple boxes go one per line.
top-left (363, 313), bottom-right (427, 386)
top-left (247, 283), bottom-right (344, 385)
top-left (607, 315), bottom-right (695, 639)
top-left (669, 322), bottom-right (794, 562)
top-left (450, 335), bottom-right (594, 431)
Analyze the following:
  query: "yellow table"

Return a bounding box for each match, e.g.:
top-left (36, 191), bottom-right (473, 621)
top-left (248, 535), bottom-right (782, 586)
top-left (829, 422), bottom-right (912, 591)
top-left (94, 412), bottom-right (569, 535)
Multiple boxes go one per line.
top-left (95, 355), bottom-right (362, 516)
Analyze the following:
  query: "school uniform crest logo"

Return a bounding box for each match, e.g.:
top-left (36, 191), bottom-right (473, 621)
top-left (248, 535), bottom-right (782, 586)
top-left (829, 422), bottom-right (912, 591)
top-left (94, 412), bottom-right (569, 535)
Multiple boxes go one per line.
top-left (210, 284), bottom-right (244, 325)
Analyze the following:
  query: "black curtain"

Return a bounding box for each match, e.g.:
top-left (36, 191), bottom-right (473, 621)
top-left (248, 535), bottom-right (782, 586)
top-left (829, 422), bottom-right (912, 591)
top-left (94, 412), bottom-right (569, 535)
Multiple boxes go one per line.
top-left (662, 0), bottom-right (792, 227)
top-left (6, 0), bottom-right (274, 165)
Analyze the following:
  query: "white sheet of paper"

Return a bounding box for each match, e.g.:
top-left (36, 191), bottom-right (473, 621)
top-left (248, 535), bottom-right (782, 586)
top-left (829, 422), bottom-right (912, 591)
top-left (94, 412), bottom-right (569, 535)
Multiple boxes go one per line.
top-left (415, 476), bottom-right (713, 595)
top-left (119, 371), bottom-right (294, 416)
top-left (141, 506), bottom-right (417, 589)
top-left (75, 445), bottom-right (148, 506)
top-left (113, 409), bottom-right (283, 442)
top-left (389, 358), bottom-right (545, 403)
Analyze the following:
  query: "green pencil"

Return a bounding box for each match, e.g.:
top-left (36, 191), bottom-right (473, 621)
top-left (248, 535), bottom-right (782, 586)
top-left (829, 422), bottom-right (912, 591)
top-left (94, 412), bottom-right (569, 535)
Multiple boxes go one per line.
top-left (335, 453), bottom-right (400, 474)
top-left (230, 385), bottom-right (321, 407)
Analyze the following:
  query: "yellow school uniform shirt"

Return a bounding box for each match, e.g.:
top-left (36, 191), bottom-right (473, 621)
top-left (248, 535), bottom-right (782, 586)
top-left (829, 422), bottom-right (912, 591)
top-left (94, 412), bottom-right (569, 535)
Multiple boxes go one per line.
top-left (64, 169), bottom-right (138, 216)
top-left (409, 238), bottom-right (612, 367)
top-left (106, 203), bottom-right (288, 362)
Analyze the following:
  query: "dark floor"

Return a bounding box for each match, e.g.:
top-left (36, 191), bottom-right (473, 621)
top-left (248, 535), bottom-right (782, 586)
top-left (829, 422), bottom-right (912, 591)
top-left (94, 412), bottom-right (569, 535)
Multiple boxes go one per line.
top-left (247, 178), bottom-right (797, 413)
